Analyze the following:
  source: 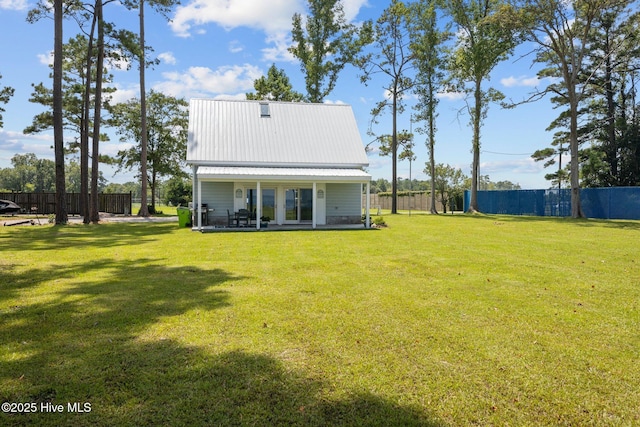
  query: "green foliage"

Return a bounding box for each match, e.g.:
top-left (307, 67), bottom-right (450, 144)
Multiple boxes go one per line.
top-left (410, 0), bottom-right (448, 213)
top-left (246, 64), bottom-right (303, 102)
top-left (359, 0), bottom-right (415, 213)
top-left (290, 0), bottom-right (372, 102)
top-left (164, 176), bottom-right (192, 207)
top-left (65, 159), bottom-right (107, 193)
top-left (526, 1), bottom-right (640, 188)
top-left (0, 73), bottom-right (14, 128)
top-left (110, 90), bottom-right (189, 206)
top-left (440, 0), bottom-right (521, 211)
top-left (0, 153), bottom-right (55, 192)
top-left (0, 153), bottom-right (112, 193)
top-left (376, 131), bottom-right (415, 159)
top-left (103, 181), bottom-right (140, 197)
top-left (372, 215), bottom-right (386, 225)
top-left (424, 163), bottom-right (467, 212)
top-left (23, 34), bottom-right (115, 146)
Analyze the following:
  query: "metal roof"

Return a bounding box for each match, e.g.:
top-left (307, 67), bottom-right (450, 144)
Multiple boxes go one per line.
top-left (187, 99), bottom-right (369, 168)
top-left (196, 166), bottom-right (370, 182)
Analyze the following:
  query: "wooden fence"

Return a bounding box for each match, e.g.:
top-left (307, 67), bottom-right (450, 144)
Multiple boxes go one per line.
top-left (364, 193), bottom-right (445, 212)
top-left (0, 192), bottom-right (132, 215)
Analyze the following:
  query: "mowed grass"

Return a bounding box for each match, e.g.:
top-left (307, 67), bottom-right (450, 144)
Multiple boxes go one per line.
top-left (0, 214), bottom-right (638, 426)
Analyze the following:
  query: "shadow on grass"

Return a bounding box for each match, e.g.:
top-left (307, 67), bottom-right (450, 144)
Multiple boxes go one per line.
top-left (2, 344), bottom-right (439, 426)
top-left (0, 257), bottom-right (441, 426)
top-left (0, 222), bottom-right (177, 252)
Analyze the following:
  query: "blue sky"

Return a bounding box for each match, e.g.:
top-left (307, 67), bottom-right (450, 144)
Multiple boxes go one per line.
top-left (0, 0), bottom-right (560, 189)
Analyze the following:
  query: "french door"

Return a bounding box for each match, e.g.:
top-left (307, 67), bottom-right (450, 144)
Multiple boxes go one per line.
top-left (285, 188), bottom-right (313, 223)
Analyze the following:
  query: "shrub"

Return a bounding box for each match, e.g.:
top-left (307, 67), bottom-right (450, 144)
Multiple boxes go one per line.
top-left (164, 176), bottom-right (192, 207)
top-left (373, 216), bottom-right (386, 226)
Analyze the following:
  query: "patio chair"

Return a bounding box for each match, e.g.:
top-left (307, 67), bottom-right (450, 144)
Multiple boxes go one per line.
top-left (227, 209), bottom-right (236, 227)
top-left (237, 209), bottom-right (250, 227)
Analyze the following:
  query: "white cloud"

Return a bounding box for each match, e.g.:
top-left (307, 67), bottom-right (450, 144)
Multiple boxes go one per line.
top-left (261, 31), bottom-right (296, 62)
top-left (501, 75), bottom-right (541, 88)
top-left (170, 0), bottom-right (302, 38)
top-left (213, 93), bottom-right (248, 101)
top-left (0, 0), bottom-right (28, 10)
top-left (109, 84), bottom-right (140, 104)
top-left (0, 130), bottom-right (55, 162)
top-left (229, 40), bottom-right (244, 53)
top-left (153, 64), bottom-right (263, 99)
top-left (437, 91), bottom-right (466, 101)
top-left (37, 51), bottom-right (53, 66)
top-left (158, 52), bottom-right (177, 65)
top-left (341, 0), bottom-right (370, 22)
top-left (0, 130), bottom-right (28, 151)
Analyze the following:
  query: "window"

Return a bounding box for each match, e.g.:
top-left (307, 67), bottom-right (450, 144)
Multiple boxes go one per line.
top-left (260, 102), bottom-right (270, 117)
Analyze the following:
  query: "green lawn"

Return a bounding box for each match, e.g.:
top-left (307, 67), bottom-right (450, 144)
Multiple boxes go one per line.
top-left (1, 214), bottom-right (638, 426)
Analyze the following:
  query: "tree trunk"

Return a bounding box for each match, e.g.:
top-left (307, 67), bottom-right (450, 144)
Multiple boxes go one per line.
top-left (138, 0), bottom-right (150, 217)
top-left (391, 78), bottom-right (398, 214)
top-left (81, 77), bottom-right (90, 223)
top-left (81, 9), bottom-right (97, 224)
top-left (53, 0), bottom-right (67, 225)
top-left (151, 170), bottom-right (156, 211)
top-left (569, 86), bottom-right (584, 218)
top-left (90, 0), bottom-right (104, 224)
top-left (604, 26), bottom-right (617, 184)
top-left (467, 78), bottom-right (482, 213)
top-left (428, 93), bottom-right (437, 215)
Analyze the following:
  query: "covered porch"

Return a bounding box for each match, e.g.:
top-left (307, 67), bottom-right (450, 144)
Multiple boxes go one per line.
top-left (192, 166), bottom-right (371, 232)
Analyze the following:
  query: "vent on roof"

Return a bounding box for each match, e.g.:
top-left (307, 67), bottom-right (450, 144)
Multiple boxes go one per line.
top-left (259, 102), bottom-right (270, 117)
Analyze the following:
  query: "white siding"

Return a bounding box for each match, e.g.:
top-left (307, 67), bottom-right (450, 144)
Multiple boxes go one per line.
top-left (326, 183), bottom-right (362, 220)
top-left (201, 182), bottom-right (234, 223)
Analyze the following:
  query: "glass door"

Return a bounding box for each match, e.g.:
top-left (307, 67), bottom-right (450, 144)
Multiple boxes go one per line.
top-left (247, 188), bottom-right (276, 223)
top-left (261, 189), bottom-right (275, 222)
top-left (300, 188), bottom-right (313, 221)
top-left (285, 188), bottom-right (313, 223)
top-left (285, 189), bottom-right (298, 222)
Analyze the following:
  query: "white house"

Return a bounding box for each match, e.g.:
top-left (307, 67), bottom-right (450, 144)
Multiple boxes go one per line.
top-left (187, 99), bottom-right (371, 230)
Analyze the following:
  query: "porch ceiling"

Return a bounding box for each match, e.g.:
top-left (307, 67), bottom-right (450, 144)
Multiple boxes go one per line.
top-left (196, 166), bottom-right (371, 182)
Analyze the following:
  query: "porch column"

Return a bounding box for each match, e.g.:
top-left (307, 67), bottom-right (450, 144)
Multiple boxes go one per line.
top-left (312, 181), bottom-right (317, 229)
top-left (197, 178), bottom-right (202, 230)
top-left (256, 181), bottom-right (261, 230)
top-left (365, 181), bottom-right (371, 229)
top-left (191, 165), bottom-right (197, 209)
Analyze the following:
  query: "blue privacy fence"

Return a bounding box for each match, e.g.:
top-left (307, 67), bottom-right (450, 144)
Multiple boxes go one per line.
top-left (463, 187), bottom-right (640, 220)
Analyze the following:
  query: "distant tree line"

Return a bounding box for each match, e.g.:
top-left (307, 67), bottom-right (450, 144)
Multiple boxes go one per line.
top-left (0, 153), bottom-right (191, 208)
top-left (530, 3), bottom-right (640, 191)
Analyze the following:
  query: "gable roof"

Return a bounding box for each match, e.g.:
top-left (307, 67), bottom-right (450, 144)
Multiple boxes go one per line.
top-left (187, 99), bottom-right (369, 168)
